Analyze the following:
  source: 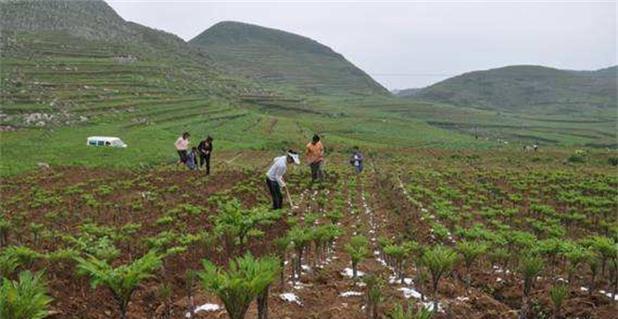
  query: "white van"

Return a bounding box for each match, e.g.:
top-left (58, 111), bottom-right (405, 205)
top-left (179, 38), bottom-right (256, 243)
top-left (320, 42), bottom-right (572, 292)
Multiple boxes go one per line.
top-left (86, 136), bottom-right (127, 148)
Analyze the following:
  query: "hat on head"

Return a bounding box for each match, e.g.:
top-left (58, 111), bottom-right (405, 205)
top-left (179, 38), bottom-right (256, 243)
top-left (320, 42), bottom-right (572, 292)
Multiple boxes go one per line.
top-left (288, 150), bottom-right (300, 164)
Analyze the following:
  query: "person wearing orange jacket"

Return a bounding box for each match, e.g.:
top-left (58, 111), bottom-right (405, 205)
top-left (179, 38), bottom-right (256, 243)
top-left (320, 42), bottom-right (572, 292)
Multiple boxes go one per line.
top-left (305, 134), bottom-right (324, 182)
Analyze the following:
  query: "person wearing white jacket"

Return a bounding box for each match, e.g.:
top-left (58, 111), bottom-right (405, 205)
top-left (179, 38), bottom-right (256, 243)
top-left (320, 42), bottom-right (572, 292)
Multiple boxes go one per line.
top-left (266, 150), bottom-right (300, 209)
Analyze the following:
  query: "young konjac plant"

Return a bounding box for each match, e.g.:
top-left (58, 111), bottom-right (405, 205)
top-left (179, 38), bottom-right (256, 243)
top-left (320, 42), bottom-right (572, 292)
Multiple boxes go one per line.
top-left (345, 235), bottom-right (369, 279)
top-left (213, 200), bottom-right (280, 258)
top-left (198, 253), bottom-right (279, 319)
top-left (456, 240), bottom-right (488, 291)
top-left (421, 245), bottom-right (457, 312)
top-left (0, 216), bottom-right (10, 248)
top-left (384, 241), bottom-right (418, 284)
top-left (562, 243), bottom-right (589, 286)
top-left (364, 274), bottom-right (384, 319)
top-left (0, 271), bottom-right (53, 319)
top-left (287, 226), bottom-right (311, 282)
top-left (388, 303), bottom-right (433, 319)
top-left (75, 250), bottom-right (163, 319)
top-left (254, 257), bottom-right (280, 319)
top-left (517, 254), bottom-right (544, 319)
top-left (549, 283), bottom-right (568, 319)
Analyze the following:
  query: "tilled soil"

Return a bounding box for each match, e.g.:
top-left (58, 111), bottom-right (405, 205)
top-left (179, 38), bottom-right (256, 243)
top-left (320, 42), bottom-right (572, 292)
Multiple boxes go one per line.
top-left (1, 159), bottom-right (616, 319)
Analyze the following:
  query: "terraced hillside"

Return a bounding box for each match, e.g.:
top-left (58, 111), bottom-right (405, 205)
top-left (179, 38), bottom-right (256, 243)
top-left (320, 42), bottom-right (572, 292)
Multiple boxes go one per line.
top-left (190, 21), bottom-right (389, 96)
top-left (0, 1), bottom-right (483, 175)
top-left (0, 0), bottom-right (261, 130)
top-left (1, 0), bottom-right (614, 177)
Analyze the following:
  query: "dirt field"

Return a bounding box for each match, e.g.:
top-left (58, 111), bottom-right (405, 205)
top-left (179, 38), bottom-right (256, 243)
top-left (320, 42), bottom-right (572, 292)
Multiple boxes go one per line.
top-left (1, 149), bottom-right (616, 318)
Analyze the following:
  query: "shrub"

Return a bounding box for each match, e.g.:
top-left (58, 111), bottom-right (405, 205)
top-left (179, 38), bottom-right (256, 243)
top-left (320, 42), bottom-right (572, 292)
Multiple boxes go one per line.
top-left (567, 153), bottom-right (586, 163)
top-left (608, 157), bottom-right (618, 166)
top-left (0, 271), bottom-right (52, 319)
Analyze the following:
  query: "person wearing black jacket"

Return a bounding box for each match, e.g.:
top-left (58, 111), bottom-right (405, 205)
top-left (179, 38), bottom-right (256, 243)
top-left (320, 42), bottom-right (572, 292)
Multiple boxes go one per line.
top-left (197, 136), bottom-right (213, 175)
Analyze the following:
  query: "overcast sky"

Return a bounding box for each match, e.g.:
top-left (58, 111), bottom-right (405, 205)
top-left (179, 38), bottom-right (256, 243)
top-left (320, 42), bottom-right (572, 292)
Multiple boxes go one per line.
top-left (106, 0), bottom-right (616, 90)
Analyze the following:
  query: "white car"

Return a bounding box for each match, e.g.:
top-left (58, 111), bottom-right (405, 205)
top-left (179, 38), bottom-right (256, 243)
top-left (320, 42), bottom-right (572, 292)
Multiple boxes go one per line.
top-left (86, 136), bottom-right (127, 148)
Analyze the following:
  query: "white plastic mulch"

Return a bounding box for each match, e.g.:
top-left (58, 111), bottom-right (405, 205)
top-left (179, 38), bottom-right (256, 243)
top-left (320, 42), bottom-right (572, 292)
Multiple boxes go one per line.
top-left (341, 267), bottom-right (365, 278)
top-left (280, 292), bottom-right (303, 305)
top-left (339, 291), bottom-right (364, 297)
top-left (185, 303), bottom-right (221, 318)
top-left (398, 287), bottom-right (422, 299)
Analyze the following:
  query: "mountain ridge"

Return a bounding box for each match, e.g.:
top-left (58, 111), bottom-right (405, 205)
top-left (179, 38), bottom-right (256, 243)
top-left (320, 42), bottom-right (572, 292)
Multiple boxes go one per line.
top-left (190, 21), bottom-right (389, 96)
top-left (398, 64), bottom-right (617, 113)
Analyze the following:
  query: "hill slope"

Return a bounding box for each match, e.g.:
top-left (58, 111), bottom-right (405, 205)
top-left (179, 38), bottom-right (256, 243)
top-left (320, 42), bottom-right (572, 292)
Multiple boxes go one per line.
top-left (190, 21), bottom-right (389, 96)
top-left (0, 0), bottom-right (259, 129)
top-left (404, 65), bottom-right (617, 114)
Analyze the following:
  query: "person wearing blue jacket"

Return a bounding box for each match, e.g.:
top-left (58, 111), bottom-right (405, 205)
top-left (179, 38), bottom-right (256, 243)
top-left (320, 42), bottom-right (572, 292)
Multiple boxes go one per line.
top-left (350, 146), bottom-right (364, 173)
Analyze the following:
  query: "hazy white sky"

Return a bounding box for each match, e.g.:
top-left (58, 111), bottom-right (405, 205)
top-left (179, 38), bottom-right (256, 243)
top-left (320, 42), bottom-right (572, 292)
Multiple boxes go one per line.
top-left (106, 0), bottom-right (616, 90)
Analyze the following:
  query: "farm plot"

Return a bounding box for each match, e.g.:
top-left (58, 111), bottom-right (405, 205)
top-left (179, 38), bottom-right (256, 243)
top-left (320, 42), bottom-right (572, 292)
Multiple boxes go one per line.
top-left (0, 149), bottom-right (616, 319)
top-left (376, 149), bottom-right (617, 318)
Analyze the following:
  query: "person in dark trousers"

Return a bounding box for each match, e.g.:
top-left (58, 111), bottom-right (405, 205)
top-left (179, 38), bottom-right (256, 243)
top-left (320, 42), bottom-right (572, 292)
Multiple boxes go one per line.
top-left (186, 147), bottom-right (198, 171)
top-left (175, 132), bottom-right (190, 164)
top-left (266, 150), bottom-right (300, 210)
top-left (198, 136), bottom-right (213, 175)
top-left (350, 146), bottom-right (364, 173)
top-left (305, 134), bottom-right (324, 182)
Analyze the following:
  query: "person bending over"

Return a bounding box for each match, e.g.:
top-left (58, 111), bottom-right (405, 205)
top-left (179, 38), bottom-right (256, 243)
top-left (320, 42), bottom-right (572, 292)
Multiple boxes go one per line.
top-left (265, 150), bottom-right (300, 210)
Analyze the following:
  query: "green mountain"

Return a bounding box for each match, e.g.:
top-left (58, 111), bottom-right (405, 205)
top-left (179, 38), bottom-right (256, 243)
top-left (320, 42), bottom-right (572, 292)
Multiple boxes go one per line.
top-left (189, 21), bottom-right (389, 96)
top-left (404, 65), bottom-right (617, 114)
